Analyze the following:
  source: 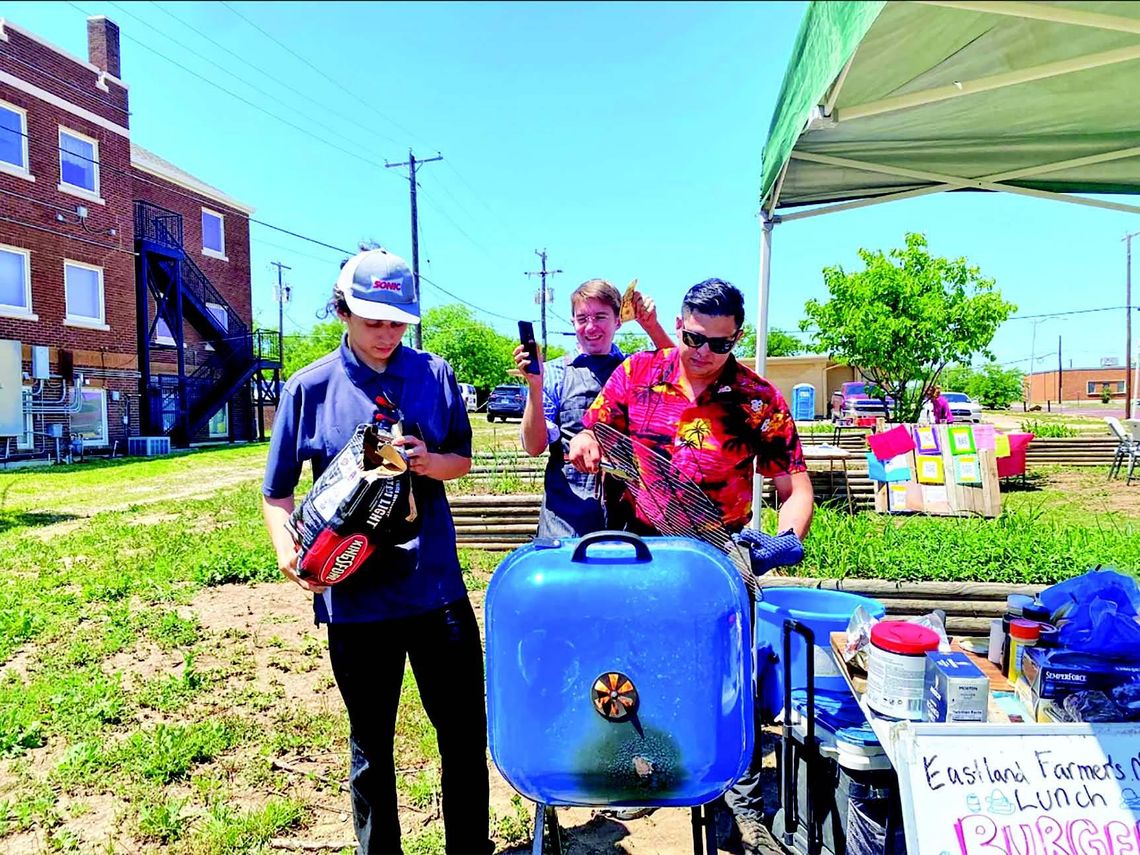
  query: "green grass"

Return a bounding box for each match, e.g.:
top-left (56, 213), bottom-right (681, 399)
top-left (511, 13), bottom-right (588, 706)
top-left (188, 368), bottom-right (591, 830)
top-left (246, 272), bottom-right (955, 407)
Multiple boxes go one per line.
top-left (0, 442), bottom-right (1135, 853)
top-left (775, 496), bottom-right (1140, 584)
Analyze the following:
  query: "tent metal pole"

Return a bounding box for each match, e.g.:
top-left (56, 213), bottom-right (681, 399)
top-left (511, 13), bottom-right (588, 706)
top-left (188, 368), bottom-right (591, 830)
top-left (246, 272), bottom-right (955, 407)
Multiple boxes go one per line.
top-left (786, 150), bottom-right (1140, 216)
top-left (751, 213), bottom-right (775, 531)
top-left (838, 44), bottom-right (1140, 123)
top-left (918, 1), bottom-right (1140, 37)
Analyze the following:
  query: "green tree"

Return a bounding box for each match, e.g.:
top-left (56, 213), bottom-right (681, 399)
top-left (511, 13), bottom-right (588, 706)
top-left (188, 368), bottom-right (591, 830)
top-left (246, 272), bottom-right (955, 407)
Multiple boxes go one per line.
top-left (615, 331), bottom-right (651, 354)
top-left (421, 305), bottom-right (516, 390)
top-left (801, 233), bottom-right (1015, 422)
top-left (733, 324), bottom-right (804, 359)
top-left (282, 320), bottom-right (343, 379)
top-left (942, 361), bottom-right (1025, 409)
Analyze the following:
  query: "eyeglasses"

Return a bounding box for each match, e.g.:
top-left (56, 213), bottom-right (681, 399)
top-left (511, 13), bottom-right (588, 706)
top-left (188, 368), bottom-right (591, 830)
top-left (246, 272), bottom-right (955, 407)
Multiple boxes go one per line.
top-left (573, 312), bottom-right (615, 327)
top-left (680, 328), bottom-right (739, 355)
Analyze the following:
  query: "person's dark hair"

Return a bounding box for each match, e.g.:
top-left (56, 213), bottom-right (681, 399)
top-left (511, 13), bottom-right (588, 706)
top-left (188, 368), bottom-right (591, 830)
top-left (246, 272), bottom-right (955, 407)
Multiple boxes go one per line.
top-left (681, 278), bottom-right (745, 328)
top-left (321, 254), bottom-right (354, 318)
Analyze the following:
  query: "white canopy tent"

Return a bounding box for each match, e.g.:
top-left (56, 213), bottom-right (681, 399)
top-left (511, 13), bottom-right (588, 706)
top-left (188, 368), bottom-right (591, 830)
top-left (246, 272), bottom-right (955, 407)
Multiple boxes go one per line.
top-left (753, 0), bottom-right (1140, 516)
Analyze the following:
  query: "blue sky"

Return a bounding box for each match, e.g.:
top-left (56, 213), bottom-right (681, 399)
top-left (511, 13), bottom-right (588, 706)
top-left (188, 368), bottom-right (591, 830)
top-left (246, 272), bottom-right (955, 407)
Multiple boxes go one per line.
top-left (8, 1), bottom-right (1139, 374)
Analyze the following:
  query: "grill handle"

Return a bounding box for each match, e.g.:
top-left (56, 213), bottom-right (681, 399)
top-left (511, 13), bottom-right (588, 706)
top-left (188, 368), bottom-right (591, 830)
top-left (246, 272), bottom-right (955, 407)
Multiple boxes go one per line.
top-left (571, 530), bottom-right (652, 563)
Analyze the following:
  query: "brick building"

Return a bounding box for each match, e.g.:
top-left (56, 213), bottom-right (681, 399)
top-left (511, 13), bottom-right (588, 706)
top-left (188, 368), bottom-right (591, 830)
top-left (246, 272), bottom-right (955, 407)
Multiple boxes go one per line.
top-left (1026, 365), bottom-right (1138, 404)
top-left (0, 16), bottom-right (278, 459)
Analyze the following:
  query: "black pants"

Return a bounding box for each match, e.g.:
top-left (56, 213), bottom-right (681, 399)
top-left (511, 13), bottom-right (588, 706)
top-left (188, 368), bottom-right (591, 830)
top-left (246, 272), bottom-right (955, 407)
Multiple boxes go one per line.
top-left (327, 598), bottom-right (493, 855)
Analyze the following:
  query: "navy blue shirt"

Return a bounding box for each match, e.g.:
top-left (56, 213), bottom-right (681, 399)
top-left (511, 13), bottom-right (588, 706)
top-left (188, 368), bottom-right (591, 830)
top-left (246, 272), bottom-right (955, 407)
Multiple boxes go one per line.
top-left (262, 337), bottom-right (472, 623)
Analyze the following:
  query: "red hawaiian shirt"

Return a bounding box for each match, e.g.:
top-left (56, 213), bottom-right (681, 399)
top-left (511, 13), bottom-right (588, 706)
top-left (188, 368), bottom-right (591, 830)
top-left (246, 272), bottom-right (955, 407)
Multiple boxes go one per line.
top-left (583, 348), bottom-right (806, 531)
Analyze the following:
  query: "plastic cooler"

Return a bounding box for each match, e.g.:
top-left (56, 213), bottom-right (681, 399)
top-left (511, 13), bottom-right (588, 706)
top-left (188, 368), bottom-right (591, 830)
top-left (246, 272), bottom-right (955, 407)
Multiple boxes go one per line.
top-left (485, 532), bottom-right (753, 808)
top-left (773, 690), bottom-right (906, 855)
top-left (754, 588), bottom-right (885, 721)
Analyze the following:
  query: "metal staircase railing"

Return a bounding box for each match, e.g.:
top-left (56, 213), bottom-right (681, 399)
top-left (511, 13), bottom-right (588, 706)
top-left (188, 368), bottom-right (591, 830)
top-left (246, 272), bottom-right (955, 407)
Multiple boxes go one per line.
top-left (178, 330), bottom-right (280, 441)
top-left (135, 201), bottom-right (280, 443)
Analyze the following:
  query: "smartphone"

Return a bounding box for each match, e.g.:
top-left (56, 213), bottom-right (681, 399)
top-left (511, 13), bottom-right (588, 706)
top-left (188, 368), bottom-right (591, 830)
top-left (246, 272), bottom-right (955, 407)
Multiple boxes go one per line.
top-left (518, 320), bottom-right (541, 375)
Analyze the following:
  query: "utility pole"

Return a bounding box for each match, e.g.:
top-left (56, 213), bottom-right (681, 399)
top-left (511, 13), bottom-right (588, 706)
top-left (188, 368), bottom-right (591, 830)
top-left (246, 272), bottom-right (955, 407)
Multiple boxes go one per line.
top-left (1028, 318), bottom-right (1045, 407)
top-left (271, 261), bottom-right (291, 363)
top-left (1057, 335), bottom-right (1062, 411)
top-left (525, 249), bottom-right (562, 358)
top-left (386, 149), bottom-right (442, 349)
top-left (1126, 231), bottom-right (1139, 420)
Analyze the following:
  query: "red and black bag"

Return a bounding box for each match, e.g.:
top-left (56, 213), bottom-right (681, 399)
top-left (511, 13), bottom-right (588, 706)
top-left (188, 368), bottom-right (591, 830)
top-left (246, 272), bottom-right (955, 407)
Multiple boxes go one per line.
top-left (287, 423), bottom-right (418, 585)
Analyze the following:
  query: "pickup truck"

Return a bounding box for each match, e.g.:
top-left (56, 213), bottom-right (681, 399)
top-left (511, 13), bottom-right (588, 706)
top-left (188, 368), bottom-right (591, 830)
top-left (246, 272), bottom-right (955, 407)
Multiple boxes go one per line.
top-left (830, 381), bottom-right (893, 422)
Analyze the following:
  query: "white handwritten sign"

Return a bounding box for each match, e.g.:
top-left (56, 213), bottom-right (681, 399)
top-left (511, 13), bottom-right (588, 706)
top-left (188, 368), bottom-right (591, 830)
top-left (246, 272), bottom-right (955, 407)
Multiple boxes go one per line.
top-left (895, 722), bottom-right (1140, 854)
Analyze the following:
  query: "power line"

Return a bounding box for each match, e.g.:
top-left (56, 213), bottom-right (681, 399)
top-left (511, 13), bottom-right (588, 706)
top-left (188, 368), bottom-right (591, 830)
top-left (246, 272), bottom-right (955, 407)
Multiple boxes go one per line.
top-left (0, 38), bottom-right (129, 115)
top-left (0, 213), bottom-right (134, 256)
top-left (61, 2), bottom-right (395, 173)
top-left (219, 0), bottom-right (424, 147)
top-left (103, 1), bottom-right (380, 166)
top-left (418, 274), bottom-right (518, 322)
top-left (249, 221), bottom-right (354, 256)
top-left (1007, 305), bottom-right (1134, 321)
top-left (145, 0), bottom-right (405, 151)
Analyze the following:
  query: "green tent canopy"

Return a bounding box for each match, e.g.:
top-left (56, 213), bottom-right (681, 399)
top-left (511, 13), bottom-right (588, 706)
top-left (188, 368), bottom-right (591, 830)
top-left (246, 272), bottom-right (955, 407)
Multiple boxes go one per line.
top-left (760, 1), bottom-right (1140, 218)
top-left (748, 1), bottom-right (1140, 516)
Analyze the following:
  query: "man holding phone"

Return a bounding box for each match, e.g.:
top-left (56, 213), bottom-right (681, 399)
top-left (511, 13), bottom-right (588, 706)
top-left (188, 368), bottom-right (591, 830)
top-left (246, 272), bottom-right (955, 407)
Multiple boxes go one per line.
top-left (513, 279), bottom-right (672, 538)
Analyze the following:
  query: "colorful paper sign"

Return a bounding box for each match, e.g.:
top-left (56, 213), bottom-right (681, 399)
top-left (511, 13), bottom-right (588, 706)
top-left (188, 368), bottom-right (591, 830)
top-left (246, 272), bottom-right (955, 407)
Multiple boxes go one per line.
top-left (887, 482), bottom-right (911, 512)
top-left (912, 425), bottom-right (941, 455)
top-left (916, 454), bottom-right (945, 484)
top-left (994, 434), bottom-right (1011, 458)
top-left (973, 424), bottom-right (996, 452)
top-left (954, 454), bottom-right (982, 485)
top-left (947, 425), bottom-right (977, 455)
top-left (867, 452), bottom-right (912, 483)
top-left (868, 424), bottom-right (916, 461)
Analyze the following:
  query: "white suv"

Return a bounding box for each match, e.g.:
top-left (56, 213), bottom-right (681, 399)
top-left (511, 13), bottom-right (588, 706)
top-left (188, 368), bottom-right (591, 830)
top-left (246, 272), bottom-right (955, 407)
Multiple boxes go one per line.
top-left (458, 383), bottom-right (477, 411)
top-left (942, 391), bottom-right (982, 423)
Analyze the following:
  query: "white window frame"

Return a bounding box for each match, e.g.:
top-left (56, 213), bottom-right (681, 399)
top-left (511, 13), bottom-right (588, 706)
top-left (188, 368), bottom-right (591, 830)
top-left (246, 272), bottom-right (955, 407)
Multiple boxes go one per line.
top-left (17, 387), bottom-right (34, 451)
top-left (208, 404), bottom-right (229, 439)
top-left (57, 126), bottom-right (103, 203)
top-left (71, 388), bottom-right (108, 447)
top-left (63, 259), bottom-right (107, 328)
top-left (201, 208), bottom-right (227, 260)
top-left (203, 301), bottom-right (228, 351)
top-left (0, 244), bottom-right (35, 319)
top-left (154, 312), bottom-right (176, 346)
top-left (0, 98), bottom-right (32, 181)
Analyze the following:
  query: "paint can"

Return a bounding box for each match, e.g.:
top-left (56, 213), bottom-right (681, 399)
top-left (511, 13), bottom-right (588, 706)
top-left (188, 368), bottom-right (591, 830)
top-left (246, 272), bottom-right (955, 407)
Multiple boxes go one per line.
top-left (865, 621), bottom-right (940, 720)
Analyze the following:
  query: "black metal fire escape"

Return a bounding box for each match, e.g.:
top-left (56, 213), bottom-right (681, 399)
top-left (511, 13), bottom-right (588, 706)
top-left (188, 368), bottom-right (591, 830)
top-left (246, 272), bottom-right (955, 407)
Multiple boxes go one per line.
top-left (134, 201), bottom-right (281, 446)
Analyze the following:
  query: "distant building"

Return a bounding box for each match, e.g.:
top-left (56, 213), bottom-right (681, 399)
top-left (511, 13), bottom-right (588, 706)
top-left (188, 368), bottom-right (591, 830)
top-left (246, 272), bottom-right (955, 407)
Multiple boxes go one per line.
top-left (738, 354), bottom-right (858, 418)
top-left (1026, 365), bottom-right (1136, 403)
top-left (0, 16), bottom-right (280, 459)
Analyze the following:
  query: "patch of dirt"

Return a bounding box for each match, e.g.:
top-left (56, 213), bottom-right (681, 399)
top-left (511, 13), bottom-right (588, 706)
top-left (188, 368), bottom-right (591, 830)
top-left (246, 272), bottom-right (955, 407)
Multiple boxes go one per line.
top-left (187, 583), bottom-right (779, 854)
top-left (1032, 467), bottom-right (1140, 518)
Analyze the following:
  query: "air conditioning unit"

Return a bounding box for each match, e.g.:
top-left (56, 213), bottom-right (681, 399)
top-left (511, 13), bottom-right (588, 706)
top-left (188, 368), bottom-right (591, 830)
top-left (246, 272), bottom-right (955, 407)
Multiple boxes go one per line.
top-left (128, 436), bottom-right (171, 457)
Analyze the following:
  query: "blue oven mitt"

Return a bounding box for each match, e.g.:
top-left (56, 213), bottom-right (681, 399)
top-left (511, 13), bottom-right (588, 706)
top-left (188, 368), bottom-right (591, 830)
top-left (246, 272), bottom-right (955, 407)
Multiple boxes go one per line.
top-left (732, 528), bottom-right (804, 575)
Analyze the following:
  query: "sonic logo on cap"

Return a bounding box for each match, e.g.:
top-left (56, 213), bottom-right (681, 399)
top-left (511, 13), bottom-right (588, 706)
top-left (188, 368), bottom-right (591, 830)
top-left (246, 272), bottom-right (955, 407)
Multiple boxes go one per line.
top-left (372, 278), bottom-right (403, 293)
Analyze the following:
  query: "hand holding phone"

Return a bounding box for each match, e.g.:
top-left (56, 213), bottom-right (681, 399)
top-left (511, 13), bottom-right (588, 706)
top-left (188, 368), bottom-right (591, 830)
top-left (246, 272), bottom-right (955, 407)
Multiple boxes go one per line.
top-left (518, 321), bottom-right (541, 375)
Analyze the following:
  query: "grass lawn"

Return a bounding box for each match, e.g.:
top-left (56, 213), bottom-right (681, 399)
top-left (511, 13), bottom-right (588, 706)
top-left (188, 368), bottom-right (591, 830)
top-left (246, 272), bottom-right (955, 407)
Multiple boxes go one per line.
top-left (0, 444), bottom-right (1136, 852)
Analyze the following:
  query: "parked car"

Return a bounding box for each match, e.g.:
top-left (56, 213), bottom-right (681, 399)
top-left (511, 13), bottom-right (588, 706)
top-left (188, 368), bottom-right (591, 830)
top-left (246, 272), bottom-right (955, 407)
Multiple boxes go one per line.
top-left (941, 391), bottom-right (983, 423)
top-left (486, 385), bottom-right (527, 422)
top-left (458, 383), bottom-right (478, 411)
top-left (832, 381), bottom-right (893, 422)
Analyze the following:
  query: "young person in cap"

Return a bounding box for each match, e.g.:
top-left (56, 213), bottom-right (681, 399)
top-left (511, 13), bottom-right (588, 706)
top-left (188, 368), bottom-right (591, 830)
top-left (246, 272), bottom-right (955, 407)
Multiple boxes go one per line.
top-left (261, 249), bottom-right (492, 855)
top-left (569, 278), bottom-right (813, 851)
top-left (513, 279), bottom-right (672, 538)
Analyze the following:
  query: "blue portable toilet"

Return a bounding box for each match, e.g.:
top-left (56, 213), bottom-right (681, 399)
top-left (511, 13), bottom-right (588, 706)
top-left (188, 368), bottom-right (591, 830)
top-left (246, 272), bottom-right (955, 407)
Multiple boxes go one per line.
top-left (792, 383), bottom-right (816, 421)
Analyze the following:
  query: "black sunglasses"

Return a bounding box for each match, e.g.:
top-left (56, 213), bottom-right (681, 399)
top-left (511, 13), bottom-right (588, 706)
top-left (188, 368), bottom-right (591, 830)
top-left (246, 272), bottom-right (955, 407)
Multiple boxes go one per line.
top-left (680, 328), bottom-right (739, 355)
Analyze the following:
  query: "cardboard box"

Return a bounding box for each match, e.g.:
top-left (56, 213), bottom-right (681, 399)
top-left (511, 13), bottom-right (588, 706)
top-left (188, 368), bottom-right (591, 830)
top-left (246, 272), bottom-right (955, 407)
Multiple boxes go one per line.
top-left (1020, 646), bottom-right (1140, 700)
top-left (1013, 677), bottom-right (1068, 723)
top-left (926, 652), bottom-right (989, 722)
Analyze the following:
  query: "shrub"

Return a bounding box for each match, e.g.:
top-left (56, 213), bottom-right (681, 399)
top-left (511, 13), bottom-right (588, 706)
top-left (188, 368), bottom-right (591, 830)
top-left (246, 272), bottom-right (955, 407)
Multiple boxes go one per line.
top-left (1019, 419), bottom-right (1078, 438)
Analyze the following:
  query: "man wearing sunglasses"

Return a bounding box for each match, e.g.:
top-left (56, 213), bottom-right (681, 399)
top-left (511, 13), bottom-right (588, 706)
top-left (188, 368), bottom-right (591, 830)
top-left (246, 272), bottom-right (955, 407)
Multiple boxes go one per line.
top-left (569, 277), bottom-right (813, 851)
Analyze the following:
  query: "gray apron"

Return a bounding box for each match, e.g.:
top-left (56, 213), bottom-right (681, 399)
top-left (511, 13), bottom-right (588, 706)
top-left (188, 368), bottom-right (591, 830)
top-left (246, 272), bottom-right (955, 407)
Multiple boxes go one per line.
top-left (537, 352), bottom-right (624, 538)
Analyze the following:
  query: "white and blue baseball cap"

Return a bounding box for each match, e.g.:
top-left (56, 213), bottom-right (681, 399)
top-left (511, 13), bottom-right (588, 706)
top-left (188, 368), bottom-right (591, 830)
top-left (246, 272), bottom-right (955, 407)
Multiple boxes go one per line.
top-left (335, 249), bottom-right (420, 324)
